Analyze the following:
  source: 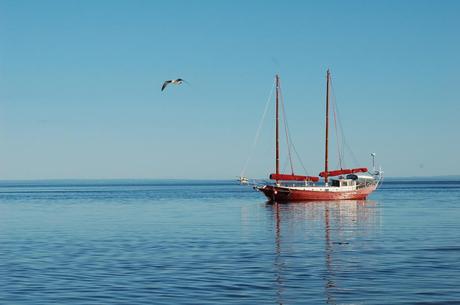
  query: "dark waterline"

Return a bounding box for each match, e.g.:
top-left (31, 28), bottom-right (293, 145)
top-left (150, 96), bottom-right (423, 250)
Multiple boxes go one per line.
top-left (0, 180), bottom-right (459, 304)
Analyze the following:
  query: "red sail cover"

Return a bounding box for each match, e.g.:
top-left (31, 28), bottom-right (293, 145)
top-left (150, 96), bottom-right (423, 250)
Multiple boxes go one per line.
top-left (270, 173), bottom-right (320, 182)
top-left (319, 167), bottom-right (368, 177)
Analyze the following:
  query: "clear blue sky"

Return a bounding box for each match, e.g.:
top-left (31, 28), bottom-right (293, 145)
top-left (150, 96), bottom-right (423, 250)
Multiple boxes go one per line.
top-left (0, 0), bottom-right (459, 179)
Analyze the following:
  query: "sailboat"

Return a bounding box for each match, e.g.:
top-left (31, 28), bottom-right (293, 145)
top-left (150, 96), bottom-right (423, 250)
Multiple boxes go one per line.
top-left (255, 70), bottom-right (382, 202)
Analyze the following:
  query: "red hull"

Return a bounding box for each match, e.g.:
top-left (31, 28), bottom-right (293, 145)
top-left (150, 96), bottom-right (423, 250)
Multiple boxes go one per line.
top-left (257, 184), bottom-right (377, 202)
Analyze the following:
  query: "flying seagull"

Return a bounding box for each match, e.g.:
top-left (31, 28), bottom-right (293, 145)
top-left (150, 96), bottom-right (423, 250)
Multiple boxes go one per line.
top-left (161, 78), bottom-right (186, 91)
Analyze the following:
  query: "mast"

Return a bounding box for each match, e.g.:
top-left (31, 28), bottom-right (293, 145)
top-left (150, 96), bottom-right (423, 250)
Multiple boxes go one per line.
top-left (324, 70), bottom-right (330, 184)
top-left (275, 75), bottom-right (280, 182)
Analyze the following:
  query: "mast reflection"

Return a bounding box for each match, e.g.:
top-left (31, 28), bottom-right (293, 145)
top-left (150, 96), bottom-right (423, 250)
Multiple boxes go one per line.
top-left (267, 200), bottom-right (379, 305)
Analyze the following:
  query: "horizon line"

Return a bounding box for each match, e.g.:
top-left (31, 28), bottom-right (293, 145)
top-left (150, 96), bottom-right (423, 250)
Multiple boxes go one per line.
top-left (0, 175), bottom-right (459, 182)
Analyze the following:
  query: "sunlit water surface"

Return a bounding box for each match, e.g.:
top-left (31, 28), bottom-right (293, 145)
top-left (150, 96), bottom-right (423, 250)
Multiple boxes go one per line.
top-left (0, 180), bottom-right (459, 304)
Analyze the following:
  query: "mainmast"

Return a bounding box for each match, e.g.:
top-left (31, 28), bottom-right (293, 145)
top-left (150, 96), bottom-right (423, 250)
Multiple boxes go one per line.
top-left (275, 75), bottom-right (280, 182)
top-left (324, 70), bottom-right (330, 184)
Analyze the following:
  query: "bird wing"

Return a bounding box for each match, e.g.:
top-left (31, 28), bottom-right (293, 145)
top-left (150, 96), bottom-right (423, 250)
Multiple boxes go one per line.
top-left (161, 80), bottom-right (172, 91)
top-left (176, 78), bottom-right (189, 84)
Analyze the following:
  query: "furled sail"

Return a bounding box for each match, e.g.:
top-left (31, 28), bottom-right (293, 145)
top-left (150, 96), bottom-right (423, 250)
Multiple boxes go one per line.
top-left (270, 173), bottom-right (320, 182)
top-left (319, 168), bottom-right (368, 177)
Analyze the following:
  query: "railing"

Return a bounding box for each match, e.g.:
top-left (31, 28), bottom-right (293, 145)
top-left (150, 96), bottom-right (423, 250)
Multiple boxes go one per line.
top-left (356, 180), bottom-right (378, 189)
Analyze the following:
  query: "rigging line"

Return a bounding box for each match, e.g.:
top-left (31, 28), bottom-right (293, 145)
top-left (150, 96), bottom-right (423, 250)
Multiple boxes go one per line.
top-left (282, 155), bottom-right (290, 173)
top-left (240, 79), bottom-right (276, 177)
top-left (329, 76), bottom-right (342, 169)
top-left (291, 142), bottom-right (310, 176)
top-left (280, 95), bottom-right (310, 176)
top-left (331, 80), bottom-right (358, 168)
top-left (332, 95), bottom-right (343, 169)
top-left (279, 83), bottom-right (310, 176)
top-left (335, 95), bottom-right (346, 166)
top-left (279, 82), bottom-right (295, 175)
top-left (279, 89), bottom-right (310, 176)
top-left (330, 78), bottom-right (346, 168)
top-left (344, 141), bottom-right (360, 167)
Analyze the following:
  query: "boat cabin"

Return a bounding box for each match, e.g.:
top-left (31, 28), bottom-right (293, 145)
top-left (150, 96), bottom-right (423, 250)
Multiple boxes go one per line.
top-left (331, 178), bottom-right (356, 187)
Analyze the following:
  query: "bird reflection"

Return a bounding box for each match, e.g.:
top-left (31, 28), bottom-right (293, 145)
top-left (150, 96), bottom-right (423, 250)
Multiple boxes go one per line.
top-left (267, 200), bottom-right (378, 305)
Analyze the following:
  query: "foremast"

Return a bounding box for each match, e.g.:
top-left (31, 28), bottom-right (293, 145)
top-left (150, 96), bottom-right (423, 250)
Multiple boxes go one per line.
top-left (269, 74), bottom-right (319, 184)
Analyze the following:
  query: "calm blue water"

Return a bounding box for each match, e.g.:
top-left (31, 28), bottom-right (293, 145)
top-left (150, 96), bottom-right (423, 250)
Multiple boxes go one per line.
top-left (0, 180), bottom-right (459, 304)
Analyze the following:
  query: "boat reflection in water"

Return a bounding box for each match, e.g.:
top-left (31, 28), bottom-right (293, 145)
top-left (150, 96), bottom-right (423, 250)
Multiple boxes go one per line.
top-left (266, 200), bottom-right (379, 304)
